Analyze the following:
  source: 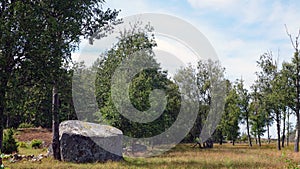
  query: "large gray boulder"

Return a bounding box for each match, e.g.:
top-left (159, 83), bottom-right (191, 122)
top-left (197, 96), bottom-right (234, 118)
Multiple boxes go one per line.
top-left (59, 120), bottom-right (123, 163)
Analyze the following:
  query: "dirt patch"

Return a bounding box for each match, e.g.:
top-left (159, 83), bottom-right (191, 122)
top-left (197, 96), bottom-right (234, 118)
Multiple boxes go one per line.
top-left (14, 128), bottom-right (52, 148)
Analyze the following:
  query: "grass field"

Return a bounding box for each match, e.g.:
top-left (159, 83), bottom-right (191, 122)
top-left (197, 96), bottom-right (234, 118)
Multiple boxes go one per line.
top-left (3, 143), bottom-right (300, 169)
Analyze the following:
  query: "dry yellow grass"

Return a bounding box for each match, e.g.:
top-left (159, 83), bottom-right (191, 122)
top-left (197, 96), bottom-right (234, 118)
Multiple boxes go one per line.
top-left (3, 143), bottom-right (300, 169)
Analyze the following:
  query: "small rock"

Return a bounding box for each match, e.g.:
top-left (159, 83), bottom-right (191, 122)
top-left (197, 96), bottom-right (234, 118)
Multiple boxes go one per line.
top-left (31, 154), bottom-right (43, 162)
top-left (12, 154), bottom-right (23, 162)
top-left (132, 144), bottom-right (147, 153)
top-left (26, 154), bottom-right (34, 160)
top-left (46, 145), bottom-right (53, 157)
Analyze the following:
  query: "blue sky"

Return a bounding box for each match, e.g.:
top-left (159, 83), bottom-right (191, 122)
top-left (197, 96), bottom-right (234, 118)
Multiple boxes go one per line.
top-left (98, 0), bottom-right (300, 88)
top-left (75, 0), bottom-right (300, 138)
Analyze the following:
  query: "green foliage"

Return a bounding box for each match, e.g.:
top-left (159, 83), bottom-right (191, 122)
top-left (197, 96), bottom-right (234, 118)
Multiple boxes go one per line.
top-left (30, 139), bottom-right (43, 149)
top-left (255, 52), bottom-right (286, 149)
top-left (94, 23), bottom-right (181, 138)
top-left (0, 0), bottom-right (120, 157)
top-left (235, 78), bottom-right (253, 146)
top-left (281, 152), bottom-right (300, 169)
top-left (174, 60), bottom-right (226, 144)
top-left (0, 152), bottom-right (3, 169)
top-left (18, 123), bottom-right (34, 129)
top-left (221, 81), bottom-right (240, 144)
top-left (240, 133), bottom-right (248, 142)
top-left (2, 129), bottom-right (18, 154)
top-left (4, 67), bottom-right (78, 129)
top-left (285, 158), bottom-right (300, 169)
top-left (17, 141), bottom-right (28, 149)
top-left (249, 84), bottom-right (267, 146)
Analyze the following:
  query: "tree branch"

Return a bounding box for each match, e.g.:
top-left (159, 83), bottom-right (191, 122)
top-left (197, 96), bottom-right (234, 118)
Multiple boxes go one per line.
top-left (285, 24), bottom-right (300, 51)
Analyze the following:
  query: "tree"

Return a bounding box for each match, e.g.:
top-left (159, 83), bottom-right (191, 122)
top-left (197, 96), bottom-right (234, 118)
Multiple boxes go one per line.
top-left (254, 56), bottom-right (276, 144)
top-left (0, 0), bottom-right (48, 153)
top-left (95, 23), bottom-right (181, 142)
top-left (278, 65), bottom-right (293, 148)
top-left (280, 61), bottom-right (299, 148)
top-left (39, 0), bottom-right (119, 160)
top-left (2, 129), bottom-right (18, 154)
top-left (255, 52), bottom-right (286, 150)
top-left (213, 80), bottom-right (240, 146)
top-left (198, 60), bottom-right (226, 148)
top-left (174, 65), bottom-right (199, 143)
top-left (255, 52), bottom-right (276, 148)
top-left (249, 85), bottom-right (266, 147)
top-left (2, 62), bottom-right (77, 129)
top-left (285, 26), bottom-right (300, 152)
top-left (272, 68), bottom-right (287, 150)
top-left (236, 78), bottom-right (252, 147)
top-left (72, 61), bottom-right (99, 122)
top-left (222, 81), bottom-right (240, 146)
top-left (0, 0), bottom-right (120, 160)
top-left (175, 60), bottom-right (226, 148)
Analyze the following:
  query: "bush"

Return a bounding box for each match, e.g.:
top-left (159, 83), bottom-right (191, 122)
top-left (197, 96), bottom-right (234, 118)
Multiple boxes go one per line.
top-left (0, 153), bottom-right (4, 169)
top-left (2, 129), bottom-right (18, 154)
top-left (17, 141), bottom-right (28, 148)
top-left (240, 134), bottom-right (248, 143)
top-left (30, 139), bottom-right (43, 149)
top-left (18, 123), bottom-right (34, 129)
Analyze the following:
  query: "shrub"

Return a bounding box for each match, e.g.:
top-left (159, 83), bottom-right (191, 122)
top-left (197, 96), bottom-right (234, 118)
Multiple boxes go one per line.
top-left (0, 152), bottom-right (4, 169)
top-left (30, 139), bottom-right (43, 149)
top-left (17, 141), bottom-right (28, 148)
top-left (18, 123), bottom-right (34, 129)
top-left (2, 129), bottom-right (18, 154)
top-left (239, 133), bottom-right (248, 143)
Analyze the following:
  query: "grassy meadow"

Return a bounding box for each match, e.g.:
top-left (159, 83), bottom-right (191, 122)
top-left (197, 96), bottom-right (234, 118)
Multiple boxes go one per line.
top-left (3, 143), bottom-right (300, 169)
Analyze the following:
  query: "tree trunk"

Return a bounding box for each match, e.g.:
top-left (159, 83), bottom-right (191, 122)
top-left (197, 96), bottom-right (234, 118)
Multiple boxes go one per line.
top-left (0, 87), bottom-right (5, 153)
top-left (246, 116), bottom-right (252, 147)
top-left (0, 75), bottom-right (9, 168)
top-left (282, 111), bottom-right (286, 148)
top-left (276, 110), bottom-right (281, 150)
top-left (232, 140), bottom-right (235, 146)
top-left (287, 109), bottom-right (290, 146)
top-left (295, 95), bottom-right (300, 152)
top-left (258, 134), bottom-right (261, 147)
top-left (295, 64), bottom-right (300, 152)
top-left (219, 134), bottom-right (223, 145)
top-left (267, 124), bottom-right (271, 144)
top-left (255, 135), bottom-right (258, 145)
top-left (295, 117), bottom-right (300, 152)
top-left (6, 115), bottom-right (9, 128)
top-left (52, 85), bottom-right (61, 160)
top-left (295, 51), bottom-right (300, 152)
top-left (0, 92), bottom-right (5, 157)
top-left (0, 75), bottom-right (9, 154)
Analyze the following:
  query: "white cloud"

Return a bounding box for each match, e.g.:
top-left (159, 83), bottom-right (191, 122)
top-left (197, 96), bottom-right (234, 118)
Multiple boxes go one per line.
top-left (104, 0), bottom-right (153, 17)
top-left (155, 37), bottom-right (199, 64)
top-left (87, 0), bottom-right (300, 138)
top-left (187, 0), bottom-right (239, 10)
top-left (73, 0), bottom-right (300, 89)
top-left (187, 0), bottom-right (269, 24)
top-left (184, 0), bottom-right (300, 88)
